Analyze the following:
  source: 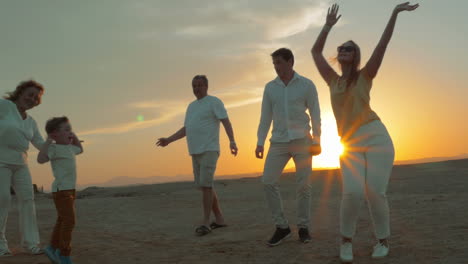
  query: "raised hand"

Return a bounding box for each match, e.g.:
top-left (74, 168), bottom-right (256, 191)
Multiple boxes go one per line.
top-left (71, 132), bottom-right (82, 144)
top-left (326, 4), bottom-right (342, 26)
top-left (45, 135), bottom-right (54, 144)
top-left (394, 2), bottom-right (419, 13)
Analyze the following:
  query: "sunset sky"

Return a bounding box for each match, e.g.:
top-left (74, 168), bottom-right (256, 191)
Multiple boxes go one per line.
top-left (1, 0), bottom-right (466, 190)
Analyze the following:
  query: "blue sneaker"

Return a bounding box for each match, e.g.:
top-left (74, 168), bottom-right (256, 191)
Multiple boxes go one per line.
top-left (44, 246), bottom-right (59, 264)
top-left (58, 255), bottom-right (74, 264)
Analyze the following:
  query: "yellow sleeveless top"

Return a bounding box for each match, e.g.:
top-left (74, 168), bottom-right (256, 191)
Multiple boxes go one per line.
top-left (328, 67), bottom-right (380, 141)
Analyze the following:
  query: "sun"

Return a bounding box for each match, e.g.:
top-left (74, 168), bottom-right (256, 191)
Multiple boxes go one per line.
top-left (313, 115), bottom-right (344, 168)
top-left (314, 133), bottom-right (344, 168)
top-left (283, 114), bottom-right (344, 170)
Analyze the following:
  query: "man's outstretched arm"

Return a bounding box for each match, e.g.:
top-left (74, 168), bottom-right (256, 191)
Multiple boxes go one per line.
top-left (156, 127), bottom-right (186, 147)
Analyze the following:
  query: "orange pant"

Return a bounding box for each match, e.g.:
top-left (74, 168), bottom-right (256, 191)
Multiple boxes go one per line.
top-left (51, 190), bottom-right (76, 256)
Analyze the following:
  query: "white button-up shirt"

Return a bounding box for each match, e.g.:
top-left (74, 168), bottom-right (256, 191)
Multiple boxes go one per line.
top-left (257, 72), bottom-right (321, 146)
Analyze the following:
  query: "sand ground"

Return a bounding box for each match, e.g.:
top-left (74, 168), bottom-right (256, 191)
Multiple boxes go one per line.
top-left (2, 159), bottom-right (467, 264)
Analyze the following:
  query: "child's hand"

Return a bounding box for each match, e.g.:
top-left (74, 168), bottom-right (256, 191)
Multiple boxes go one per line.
top-left (71, 132), bottom-right (80, 143)
top-left (46, 135), bottom-right (54, 144)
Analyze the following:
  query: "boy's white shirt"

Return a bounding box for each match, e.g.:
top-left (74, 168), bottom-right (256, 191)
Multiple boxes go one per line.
top-left (48, 144), bottom-right (82, 192)
top-left (184, 95), bottom-right (228, 155)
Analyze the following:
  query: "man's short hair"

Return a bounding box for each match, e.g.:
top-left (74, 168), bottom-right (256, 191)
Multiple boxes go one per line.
top-left (271, 48), bottom-right (294, 66)
top-left (45, 116), bottom-right (69, 134)
top-left (192, 75), bottom-right (208, 86)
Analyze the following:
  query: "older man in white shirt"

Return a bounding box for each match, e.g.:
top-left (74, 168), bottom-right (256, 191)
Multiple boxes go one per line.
top-left (256, 48), bottom-right (321, 246)
top-left (157, 75), bottom-right (238, 237)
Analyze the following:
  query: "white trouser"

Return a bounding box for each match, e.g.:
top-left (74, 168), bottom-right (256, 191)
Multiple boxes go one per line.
top-left (339, 120), bottom-right (395, 239)
top-left (0, 163), bottom-right (40, 250)
top-left (262, 137), bottom-right (312, 229)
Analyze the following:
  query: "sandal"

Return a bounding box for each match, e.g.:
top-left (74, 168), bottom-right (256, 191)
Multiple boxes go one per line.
top-left (210, 222), bottom-right (228, 229)
top-left (195, 225), bottom-right (211, 236)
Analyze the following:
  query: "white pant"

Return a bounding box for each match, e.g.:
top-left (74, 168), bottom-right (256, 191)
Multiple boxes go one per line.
top-left (0, 163), bottom-right (40, 250)
top-left (339, 120), bottom-right (395, 239)
top-left (262, 138), bottom-right (312, 229)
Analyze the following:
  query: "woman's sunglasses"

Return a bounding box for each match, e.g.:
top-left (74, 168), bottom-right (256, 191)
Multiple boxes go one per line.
top-left (337, 46), bottom-right (355, 52)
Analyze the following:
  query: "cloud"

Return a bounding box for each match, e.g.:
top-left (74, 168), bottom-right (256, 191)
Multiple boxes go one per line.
top-left (79, 110), bottom-right (182, 136)
top-left (263, 5), bottom-right (329, 39)
top-left (214, 85), bottom-right (264, 108)
top-left (225, 97), bottom-right (262, 109)
top-left (81, 0), bottom-right (331, 138)
top-left (79, 85), bottom-right (264, 137)
top-left (174, 25), bottom-right (220, 37)
top-left (132, 0), bottom-right (330, 42)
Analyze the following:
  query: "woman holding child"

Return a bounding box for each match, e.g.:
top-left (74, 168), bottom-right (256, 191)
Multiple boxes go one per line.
top-left (0, 80), bottom-right (46, 256)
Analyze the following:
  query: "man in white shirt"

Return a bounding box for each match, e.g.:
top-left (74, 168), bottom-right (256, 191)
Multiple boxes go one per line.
top-left (256, 48), bottom-right (321, 246)
top-left (157, 75), bottom-right (238, 236)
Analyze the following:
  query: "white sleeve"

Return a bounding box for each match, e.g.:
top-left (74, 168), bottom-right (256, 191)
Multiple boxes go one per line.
top-left (0, 99), bottom-right (10, 119)
top-left (72, 145), bottom-right (82, 155)
top-left (48, 144), bottom-right (56, 160)
top-left (306, 81), bottom-right (321, 138)
top-left (257, 86), bottom-right (272, 146)
top-left (183, 104), bottom-right (190, 126)
top-left (212, 98), bottom-right (228, 120)
top-left (31, 119), bottom-right (45, 150)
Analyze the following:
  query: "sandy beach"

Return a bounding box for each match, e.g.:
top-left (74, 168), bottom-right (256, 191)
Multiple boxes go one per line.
top-left (2, 159), bottom-right (467, 264)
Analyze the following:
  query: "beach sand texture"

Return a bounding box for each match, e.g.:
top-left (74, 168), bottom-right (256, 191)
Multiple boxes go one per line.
top-left (2, 159), bottom-right (467, 264)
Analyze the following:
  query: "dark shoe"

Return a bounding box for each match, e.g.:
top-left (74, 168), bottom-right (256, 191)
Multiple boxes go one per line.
top-left (298, 228), bottom-right (311, 243)
top-left (267, 227), bottom-right (291, 246)
top-left (210, 222), bottom-right (227, 229)
top-left (195, 225), bottom-right (211, 236)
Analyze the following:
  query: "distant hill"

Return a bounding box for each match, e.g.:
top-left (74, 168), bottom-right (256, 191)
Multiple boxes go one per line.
top-left (394, 153), bottom-right (468, 165)
top-left (77, 172), bottom-right (262, 190)
top-left (77, 155), bottom-right (468, 190)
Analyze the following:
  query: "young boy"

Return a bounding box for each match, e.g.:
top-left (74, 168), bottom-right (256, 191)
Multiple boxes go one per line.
top-left (37, 116), bottom-right (83, 264)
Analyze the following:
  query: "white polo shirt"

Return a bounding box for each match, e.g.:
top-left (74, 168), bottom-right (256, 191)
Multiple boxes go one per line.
top-left (257, 72), bottom-right (321, 146)
top-left (48, 144), bottom-right (82, 192)
top-left (0, 98), bottom-right (44, 165)
top-left (184, 95), bottom-right (228, 155)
